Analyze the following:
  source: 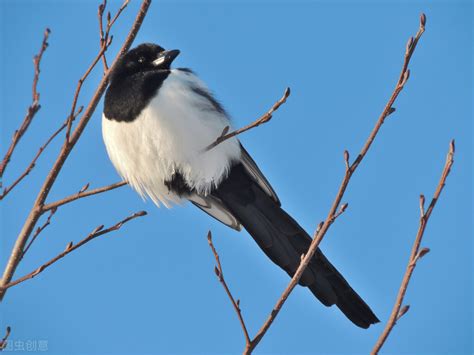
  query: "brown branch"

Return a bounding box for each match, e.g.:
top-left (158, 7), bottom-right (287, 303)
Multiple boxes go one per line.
top-left (207, 231), bottom-right (251, 346)
top-left (98, 0), bottom-right (130, 72)
top-left (355, 13), bottom-right (425, 169)
top-left (0, 29), bottom-right (50, 181)
top-left (0, 0), bottom-right (152, 302)
top-left (108, 0), bottom-right (130, 30)
top-left (21, 207), bottom-right (57, 259)
top-left (65, 36), bottom-right (112, 141)
top-left (42, 181), bottom-right (127, 212)
top-left (205, 87), bottom-right (290, 151)
top-left (0, 327), bottom-right (11, 351)
top-left (243, 13), bottom-right (427, 354)
top-left (371, 140), bottom-right (455, 355)
top-left (98, 0), bottom-right (108, 71)
top-left (0, 211), bottom-right (146, 292)
top-left (0, 107), bottom-right (83, 200)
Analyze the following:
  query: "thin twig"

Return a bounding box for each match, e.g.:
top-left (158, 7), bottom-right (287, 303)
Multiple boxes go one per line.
top-left (243, 13), bottom-right (427, 354)
top-left (0, 211), bottom-right (147, 291)
top-left (371, 140), bottom-right (455, 354)
top-left (0, 0), bottom-right (152, 301)
top-left (42, 181), bottom-right (127, 212)
top-left (65, 37), bottom-right (112, 141)
top-left (0, 327), bottom-right (11, 351)
top-left (207, 231), bottom-right (251, 346)
top-left (0, 107), bottom-right (83, 200)
top-left (108, 0), bottom-right (130, 30)
top-left (205, 87), bottom-right (290, 151)
top-left (98, 0), bottom-right (130, 72)
top-left (0, 29), bottom-right (50, 182)
top-left (98, 0), bottom-right (108, 71)
top-left (21, 208), bottom-right (58, 259)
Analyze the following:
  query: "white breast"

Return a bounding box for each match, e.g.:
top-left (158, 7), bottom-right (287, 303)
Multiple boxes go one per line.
top-left (102, 69), bottom-right (241, 207)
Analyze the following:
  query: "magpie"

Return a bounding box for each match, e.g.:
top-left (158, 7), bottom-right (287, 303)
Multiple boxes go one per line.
top-left (102, 43), bottom-right (379, 328)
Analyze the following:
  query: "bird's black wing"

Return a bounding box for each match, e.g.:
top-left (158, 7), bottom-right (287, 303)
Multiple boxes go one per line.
top-left (188, 144), bottom-right (280, 230)
top-left (240, 144), bottom-right (280, 205)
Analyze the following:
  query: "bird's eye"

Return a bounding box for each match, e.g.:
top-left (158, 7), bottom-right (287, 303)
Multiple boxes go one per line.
top-left (138, 56), bottom-right (146, 64)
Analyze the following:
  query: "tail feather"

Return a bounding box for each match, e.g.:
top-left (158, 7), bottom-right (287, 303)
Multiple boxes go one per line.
top-left (214, 163), bottom-right (379, 328)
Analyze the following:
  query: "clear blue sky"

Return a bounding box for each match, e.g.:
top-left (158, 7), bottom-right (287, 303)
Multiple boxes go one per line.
top-left (1, 1), bottom-right (472, 354)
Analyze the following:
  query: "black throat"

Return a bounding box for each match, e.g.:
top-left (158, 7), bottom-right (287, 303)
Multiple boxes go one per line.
top-left (104, 70), bottom-right (171, 122)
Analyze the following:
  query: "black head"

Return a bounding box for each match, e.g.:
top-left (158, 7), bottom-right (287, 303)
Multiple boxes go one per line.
top-left (111, 43), bottom-right (180, 82)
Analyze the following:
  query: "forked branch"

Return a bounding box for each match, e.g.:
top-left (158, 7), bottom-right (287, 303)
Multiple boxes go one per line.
top-left (42, 181), bottom-right (127, 212)
top-left (0, 0), bottom-right (152, 301)
top-left (0, 211), bottom-right (147, 292)
top-left (243, 13), bottom-right (427, 354)
top-left (0, 107), bottom-right (83, 200)
top-left (0, 28), bottom-right (50, 182)
top-left (207, 13), bottom-right (428, 354)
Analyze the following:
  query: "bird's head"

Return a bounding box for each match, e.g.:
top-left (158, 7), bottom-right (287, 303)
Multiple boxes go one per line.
top-left (111, 43), bottom-right (180, 81)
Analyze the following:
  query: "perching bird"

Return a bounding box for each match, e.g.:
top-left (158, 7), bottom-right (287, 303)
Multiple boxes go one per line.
top-left (102, 43), bottom-right (379, 328)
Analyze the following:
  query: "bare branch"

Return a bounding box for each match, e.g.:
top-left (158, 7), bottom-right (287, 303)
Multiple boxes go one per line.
top-left (353, 21), bottom-right (423, 171)
top-left (0, 107), bottom-right (83, 200)
top-left (371, 140), bottom-right (454, 354)
top-left (207, 231), bottom-right (251, 346)
top-left (99, 0), bottom-right (130, 72)
top-left (42, 181), bottom-right (127, 212)
top-left (108, 0), bottom-right (130, 30)
top-left (0, 211), bottom-right (146, 292)
top-left (205, 87), bottom-right (290, 151)
top-left (0, 327), bottom-right (11, 351)
top-left (244, 13), bottom-right (427, 354)
top-left (0, 0), bottom-right (152, 301)
top-left (98, 0), bottom-right (108, 71)
top-left (65, 36), bottom-right (112, 141)
top-left (0, 28), bottom-right (50, 181)
top-left (21, 208), bottom-right (57, 260)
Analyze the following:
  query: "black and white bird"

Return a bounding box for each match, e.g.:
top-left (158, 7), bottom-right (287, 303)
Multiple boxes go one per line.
top-left (102, 43), bottom-right (379, 328)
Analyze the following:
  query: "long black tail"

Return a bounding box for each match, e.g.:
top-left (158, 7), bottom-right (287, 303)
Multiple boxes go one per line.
top-left (213, 163), bottom-right (379, 328)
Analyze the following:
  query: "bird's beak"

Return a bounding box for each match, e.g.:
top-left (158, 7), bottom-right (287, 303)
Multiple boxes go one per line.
top-left (152, 49), bottom-right (180, 67)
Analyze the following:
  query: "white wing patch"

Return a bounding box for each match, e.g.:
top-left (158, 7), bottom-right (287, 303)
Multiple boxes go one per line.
top-left (188, 194), bottom-right (242, 231)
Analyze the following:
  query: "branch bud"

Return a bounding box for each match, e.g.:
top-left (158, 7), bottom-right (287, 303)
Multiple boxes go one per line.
top-left (92, 225), bottom-right (105, 234)
top-left (65, 241), bottom-right (73, 251)
top-left (220, 126), bottom-right (230, 137)
top-left (420, 13), bottom-right (426, 28)
top-left (401, 69), bottom-right (410, 86)
top-left (340, 203), bottom-right (348, 213)
top-left (417, 247), bottom-right (430, 259)
top-left (397, 304), bottom-right (410, 319)
top-left (419, 194), bottom-right (425, 216)
top-left (214, 266), bottom-right (220, 278)
top-left (79, 183), bottom-right (90, 194)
